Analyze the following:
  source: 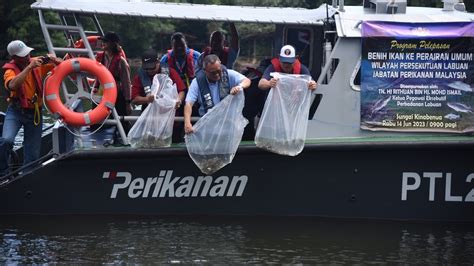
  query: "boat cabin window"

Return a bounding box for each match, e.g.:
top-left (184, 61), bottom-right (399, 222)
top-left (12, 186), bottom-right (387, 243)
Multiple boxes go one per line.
top-left (237, 23), bottom-right (275, 72)
top-left (283, 27), bottom-right (313, 70)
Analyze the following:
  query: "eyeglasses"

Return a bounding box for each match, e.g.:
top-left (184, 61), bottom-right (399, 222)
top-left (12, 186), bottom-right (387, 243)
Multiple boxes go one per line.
top-left (205, 69), bottom-right (221, 76)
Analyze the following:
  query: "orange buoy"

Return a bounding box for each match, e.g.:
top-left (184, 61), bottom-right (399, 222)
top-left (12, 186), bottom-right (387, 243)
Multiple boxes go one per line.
top-left (74, 35), bottom-right (102, 50)
top-left (65, 35), bottom-right (127, 59)
top-left (44, 58), bottom-right (117, 126)
top-left (64, 36), bottom-right (100, 60)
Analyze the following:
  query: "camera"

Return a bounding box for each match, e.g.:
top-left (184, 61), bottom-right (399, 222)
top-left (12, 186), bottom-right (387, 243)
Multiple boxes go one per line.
top-left (40, 55), bottom-right (51, 64)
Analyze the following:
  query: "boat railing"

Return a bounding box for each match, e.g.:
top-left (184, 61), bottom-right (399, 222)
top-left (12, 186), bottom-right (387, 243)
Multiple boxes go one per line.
top-left (50, 113), bottom-right (202, 155)
top-left (107, 116), bottom-right (200, 123)
top-left (0, 150), bottom-right (56, 187)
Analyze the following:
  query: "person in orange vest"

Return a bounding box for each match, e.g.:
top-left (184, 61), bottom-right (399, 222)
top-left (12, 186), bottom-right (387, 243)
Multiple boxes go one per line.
top-left (0, 40), bottom-right (63, 176)
top-left (197, 23), bottom-right (239, 71)
top-left (258, 45), bottom-right (317, 90)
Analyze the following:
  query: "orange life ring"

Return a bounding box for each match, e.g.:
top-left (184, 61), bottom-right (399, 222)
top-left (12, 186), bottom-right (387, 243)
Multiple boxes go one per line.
top-left (74, 35), bottom-right (101, 50)
top-left (64, 36), bottom-right (101, 60)
top-left (44, 58), bottom-right (117, 126)
top-left (65, 36), bottom-right (127, 59)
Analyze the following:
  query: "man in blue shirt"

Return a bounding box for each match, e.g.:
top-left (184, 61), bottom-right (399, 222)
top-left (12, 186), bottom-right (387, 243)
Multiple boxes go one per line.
top-left (184, 54), bottom-right (250, 134)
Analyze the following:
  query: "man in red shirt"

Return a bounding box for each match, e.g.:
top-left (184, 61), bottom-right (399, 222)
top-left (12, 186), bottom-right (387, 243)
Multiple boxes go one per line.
top-left (131, 49), bottom-right (185, 112)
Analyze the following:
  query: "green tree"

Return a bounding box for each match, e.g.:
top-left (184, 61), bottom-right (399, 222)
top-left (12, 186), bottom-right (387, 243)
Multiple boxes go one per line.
top-left (99, 16), bottom-right (175, 58)
top-left (1, 0), bottom-right (66, 60)
top-left (1, 0), bottom-right (472, 60)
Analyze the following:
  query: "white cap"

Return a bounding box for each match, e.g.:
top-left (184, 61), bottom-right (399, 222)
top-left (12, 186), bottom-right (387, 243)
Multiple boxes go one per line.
top-left (279, 45), bottom-right (295, 64)
top-left (7, 40), bottom-right (34, 57)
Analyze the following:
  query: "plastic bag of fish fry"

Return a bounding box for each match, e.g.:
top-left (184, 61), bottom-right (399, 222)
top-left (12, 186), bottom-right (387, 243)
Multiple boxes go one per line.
top-left (255, 73), bottom-right (312, 156)
top-left (128, 74), bottom-right (178, 148)
top-left (185, 92), bottom-right (248, 175)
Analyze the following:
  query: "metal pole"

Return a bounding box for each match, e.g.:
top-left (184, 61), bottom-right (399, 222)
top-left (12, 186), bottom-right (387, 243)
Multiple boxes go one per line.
top-left (324, 41), bottom-right (333, 82)
top-left (38, 10), bottom-right (56, 57)
top-left (339, 0), bottom-right (345, 12)
top-left (110, 108), bottom-right (130, 145)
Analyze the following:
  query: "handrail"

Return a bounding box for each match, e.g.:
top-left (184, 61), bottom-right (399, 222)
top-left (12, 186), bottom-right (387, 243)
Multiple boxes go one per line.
top-left (0, 150), bottom-right (56, 187)
top-left (102, 116), bottom-right (200, 123)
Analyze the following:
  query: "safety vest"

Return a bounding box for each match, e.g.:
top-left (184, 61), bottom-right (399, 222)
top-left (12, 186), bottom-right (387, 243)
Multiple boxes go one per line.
top-left (201, 46), bottom-right (229, 67)
top-left (96, 51), bottom-right (123, 82)
top-left (167, 49), bottom-right (195, 87)
top-left (270, 58), bottom-right (302, 74)
top-left (137, 68), bottom-right (152, 90)
top-left (196, 65), bottom-right (230, 114)
top-left (2, 60), bottom-right (43, 109)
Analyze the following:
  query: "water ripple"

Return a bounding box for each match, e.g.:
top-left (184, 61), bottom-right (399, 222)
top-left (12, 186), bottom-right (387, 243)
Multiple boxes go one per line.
top-left (0, 216), bottom-right (472, 264)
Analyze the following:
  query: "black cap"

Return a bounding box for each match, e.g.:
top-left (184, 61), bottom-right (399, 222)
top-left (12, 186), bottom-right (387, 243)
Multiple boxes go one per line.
top-left (99, 31), bottom-right (120, 43)
top-left (141, 48), bottom-right (158, 69)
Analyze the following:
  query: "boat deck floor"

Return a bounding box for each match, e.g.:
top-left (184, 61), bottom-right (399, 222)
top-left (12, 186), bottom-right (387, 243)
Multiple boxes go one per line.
top-left (73, 127), bottom-right (474, 152)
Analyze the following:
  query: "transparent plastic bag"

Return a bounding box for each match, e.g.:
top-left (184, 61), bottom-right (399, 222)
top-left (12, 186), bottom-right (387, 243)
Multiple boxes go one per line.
top-left (128, 74), bottom-right (178, 148)
top-left (185, 92), bottom-right (248, 174)
top-left (255, 72), bottom-right (312, 156)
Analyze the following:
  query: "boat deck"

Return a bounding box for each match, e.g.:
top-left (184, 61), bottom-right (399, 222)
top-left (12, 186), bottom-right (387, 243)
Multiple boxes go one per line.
top-left (71, 133), bottom-right (474, 154)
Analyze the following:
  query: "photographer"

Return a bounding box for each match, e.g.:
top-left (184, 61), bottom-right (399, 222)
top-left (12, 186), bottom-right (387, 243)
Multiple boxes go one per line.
top-left (0, 40), bottom-right (62, 176)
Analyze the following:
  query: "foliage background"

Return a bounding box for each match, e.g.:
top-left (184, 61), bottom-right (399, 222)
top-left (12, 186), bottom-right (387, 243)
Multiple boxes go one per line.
top-left (0, 0), bottom-right (472, 61)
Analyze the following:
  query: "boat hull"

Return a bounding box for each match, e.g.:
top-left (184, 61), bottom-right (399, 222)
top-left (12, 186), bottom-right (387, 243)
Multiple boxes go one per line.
top-left (1, 142), bottom-right (473, 221)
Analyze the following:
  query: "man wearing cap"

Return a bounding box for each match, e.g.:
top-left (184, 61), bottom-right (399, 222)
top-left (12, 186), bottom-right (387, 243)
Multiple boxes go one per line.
top-left (96, 31), bottom-right (132, 118)
top-left (1, 40), bottom-right (63, 176)
top-left (258, 44), bottom-right (317, 90)
top-left (184, 54), bottom-right (251, 134)
top-left (131, 48), bottom-right (185, 111)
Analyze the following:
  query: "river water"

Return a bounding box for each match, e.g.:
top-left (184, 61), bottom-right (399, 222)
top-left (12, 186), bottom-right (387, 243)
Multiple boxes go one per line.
top-left (0, 216), bottom-right (473, 264)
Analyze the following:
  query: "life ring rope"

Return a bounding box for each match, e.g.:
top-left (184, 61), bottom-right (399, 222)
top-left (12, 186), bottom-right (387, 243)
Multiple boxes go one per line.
top-left (42, 74), bottom-right (109, 138)
top-left (44, 57), bottom-right (117, 127)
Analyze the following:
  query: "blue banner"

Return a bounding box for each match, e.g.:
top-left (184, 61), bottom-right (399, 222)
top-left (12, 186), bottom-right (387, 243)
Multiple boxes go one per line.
top-left (360, 22), bottom-right (474, 133)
